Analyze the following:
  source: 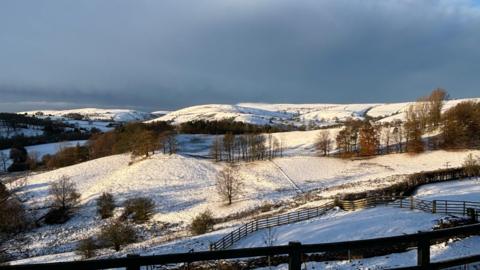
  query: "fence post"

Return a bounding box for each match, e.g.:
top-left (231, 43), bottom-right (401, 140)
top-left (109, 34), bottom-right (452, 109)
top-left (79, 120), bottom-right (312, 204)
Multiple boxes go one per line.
top-left (410, 196), bottom-right (414, 210)
top-left (126, 254), bottom-right (140, 270)
top-left (432, 200), bottom-right (436, 214)
top-left (288, 242), bottom-right (302, 270)
top-left (417, 238), bottom-right (430, 267)
top-left (467, 208), bottom-right (477, 222)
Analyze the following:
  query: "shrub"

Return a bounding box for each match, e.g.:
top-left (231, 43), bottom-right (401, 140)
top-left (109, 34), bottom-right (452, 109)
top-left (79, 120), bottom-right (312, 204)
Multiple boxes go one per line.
top-left (190, 210), bottom-right (215, 235)
top-left (0, 198), bottom-right (29, 233)
top-left (99, 221), bottom-right (136, 251)
top-left (0, 182), bottom-right (29, 233)
top-left (76, 237), bottom-right (98, 259)
top-left (96, 192), bottom-right (115, 219)
top-left (123, 197), bottom-right (155, 223)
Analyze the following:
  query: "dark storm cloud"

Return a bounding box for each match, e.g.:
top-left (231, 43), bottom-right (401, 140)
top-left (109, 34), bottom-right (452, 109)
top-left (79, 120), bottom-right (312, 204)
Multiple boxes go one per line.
top-left (1, 0), bottom-right (480, 112)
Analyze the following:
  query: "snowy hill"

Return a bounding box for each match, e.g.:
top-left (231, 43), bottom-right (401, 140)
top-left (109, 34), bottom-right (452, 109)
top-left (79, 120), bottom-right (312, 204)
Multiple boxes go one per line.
top-left (21, 108), bottom-right (154, 123)
top-left (149, 98), bottom-right (480, 127)
top-left (7, 148), bottom-right (480, 263)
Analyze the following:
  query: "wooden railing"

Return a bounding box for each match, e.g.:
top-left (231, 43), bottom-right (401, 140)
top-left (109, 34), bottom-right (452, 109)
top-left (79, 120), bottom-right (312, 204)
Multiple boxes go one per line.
top-left (211, 196), bottom-right (479, 251)
top-left (4, 223), bottom-right (480, 270)
top-left (210, 201), bottom-right (335, 250)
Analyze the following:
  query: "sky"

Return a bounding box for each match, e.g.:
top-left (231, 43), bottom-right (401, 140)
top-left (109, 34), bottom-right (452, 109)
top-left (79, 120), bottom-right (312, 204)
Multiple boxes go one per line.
top-left (1, 0), bottom-right (480, 112)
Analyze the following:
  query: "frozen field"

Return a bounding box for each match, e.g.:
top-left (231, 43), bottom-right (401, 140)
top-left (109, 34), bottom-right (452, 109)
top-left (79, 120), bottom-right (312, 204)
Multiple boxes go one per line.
top-left (6, 147), bottom-right (480, 264)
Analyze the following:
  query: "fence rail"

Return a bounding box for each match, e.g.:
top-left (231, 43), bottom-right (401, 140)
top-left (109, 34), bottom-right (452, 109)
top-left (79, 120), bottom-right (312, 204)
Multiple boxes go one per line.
top-left (4, 223), bottom-right (480, 270)
top-left (212, 196), bottom-right (480, 251)
top-left (210, 201), bottom-right (335, 250)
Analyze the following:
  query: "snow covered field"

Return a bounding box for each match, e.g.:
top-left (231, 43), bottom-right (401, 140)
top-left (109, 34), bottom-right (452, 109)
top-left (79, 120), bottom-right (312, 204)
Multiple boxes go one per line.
top-left (6, 146), bottom-right (480, 264)
top-left (234, 206), bottom-right (441, 248)
top-left (415, 179), bottom-right (480, 202)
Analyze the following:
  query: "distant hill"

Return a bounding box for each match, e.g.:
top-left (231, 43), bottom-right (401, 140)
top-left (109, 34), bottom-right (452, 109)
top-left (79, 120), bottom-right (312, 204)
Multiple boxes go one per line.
top-left (20, 108), bottom-right (155, 122)
top-left (147, 98), bottom-right (480, 127)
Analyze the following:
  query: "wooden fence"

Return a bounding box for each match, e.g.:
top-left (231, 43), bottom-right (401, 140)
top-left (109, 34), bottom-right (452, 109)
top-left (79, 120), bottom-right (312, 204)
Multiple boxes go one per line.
top-left (341, 196), bottom-right (480, 217)
top-left (212, 196), bottom-right (479, 251)
top-left (210, 201), bottom-right (335, 250)
top-left (3, 223), bottom-right (480, 270)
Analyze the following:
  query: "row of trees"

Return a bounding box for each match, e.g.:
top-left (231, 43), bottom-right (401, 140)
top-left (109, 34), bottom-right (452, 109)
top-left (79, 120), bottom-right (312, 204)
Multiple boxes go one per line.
top-left (323, 89), bottom-right (456, 157)
top-left (322, 119), bottom-right (406, 157)
top-left (178, 119), bottom-right (293, 134)
top-left (88, 122), bottom-right (176, 160)
top-left (210, 133), bottom-right (283, 162)
top-left (41, 122), bottom-right (177, 169)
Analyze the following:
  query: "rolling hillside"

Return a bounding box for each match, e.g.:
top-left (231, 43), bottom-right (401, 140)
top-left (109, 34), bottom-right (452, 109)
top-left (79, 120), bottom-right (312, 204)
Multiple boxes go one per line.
top-left (149, 98), bottom-right (480, 127)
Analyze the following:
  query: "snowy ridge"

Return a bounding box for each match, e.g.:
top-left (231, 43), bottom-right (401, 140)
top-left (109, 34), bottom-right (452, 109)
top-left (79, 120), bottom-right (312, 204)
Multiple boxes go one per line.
top-left (149, 98), bottom-right (480, 126)
top-left (21, 108), bottom-right (154, 122)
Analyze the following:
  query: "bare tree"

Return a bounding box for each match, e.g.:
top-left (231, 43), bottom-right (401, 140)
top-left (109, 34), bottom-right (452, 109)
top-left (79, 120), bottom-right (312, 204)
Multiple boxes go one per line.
top-left (49, 175), bottom-right (80, 210)
top-left (316, 130), bottom-right (332, 156)
top-left (380, 124), bottom-right (392, 154)
top-left (404, 104), bottom-right (425, 153)
top-left (216, 166), bottom-right (243, 205)
top-left (0, 152), bottom-right (8, 172)
top-left (131, 130), bottom-right (158, 158)
top-left (427, 88), bottom-right (448, 128)
top-left (162, 131), bottom-right (178, 155)
top-left (262, 227), bottom-right (278, 269)
top-left (210, 136), bottom-right (223, 162)
top-left (463, 153), bottom-right (480, 179)
top-left (391, 120), bottom-right (404, 153)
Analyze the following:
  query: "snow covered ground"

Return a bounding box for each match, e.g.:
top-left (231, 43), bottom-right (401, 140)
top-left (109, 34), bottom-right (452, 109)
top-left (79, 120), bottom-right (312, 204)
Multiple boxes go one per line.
top-left (6, 147), bottom-right (480, 264)
top-left (414, 178), bottom-right (480, 202)
top-left (234, 206), bottom-right (441, 248)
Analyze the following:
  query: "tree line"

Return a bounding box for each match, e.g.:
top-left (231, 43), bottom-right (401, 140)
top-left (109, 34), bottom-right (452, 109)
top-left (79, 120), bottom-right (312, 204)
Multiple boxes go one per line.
top-left (178, 119), bottom-right (295, 134)
top-left (0, 113), bottom-right (96, 150)
top-left (320, 89), bottom-right (480, 157)
top-left (210, 132), bottom-right (283, 162)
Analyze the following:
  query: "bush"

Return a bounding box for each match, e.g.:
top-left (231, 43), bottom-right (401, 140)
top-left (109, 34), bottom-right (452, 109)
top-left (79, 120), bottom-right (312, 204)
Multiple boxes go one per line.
top-left (123, 197), bottom-right (155, 223)
top-left (190, 210), bottom-right (215, 235)
top-left (0, 198), bottom-right (29, 233)
top-left (0, 182), bottom-right (29, 233)
top-left (99, 221), bottom-right (136, 251)
top-left (76, 237), bottom-right (98, 259)
top-left (97, 192), bottom-right (115, 219)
